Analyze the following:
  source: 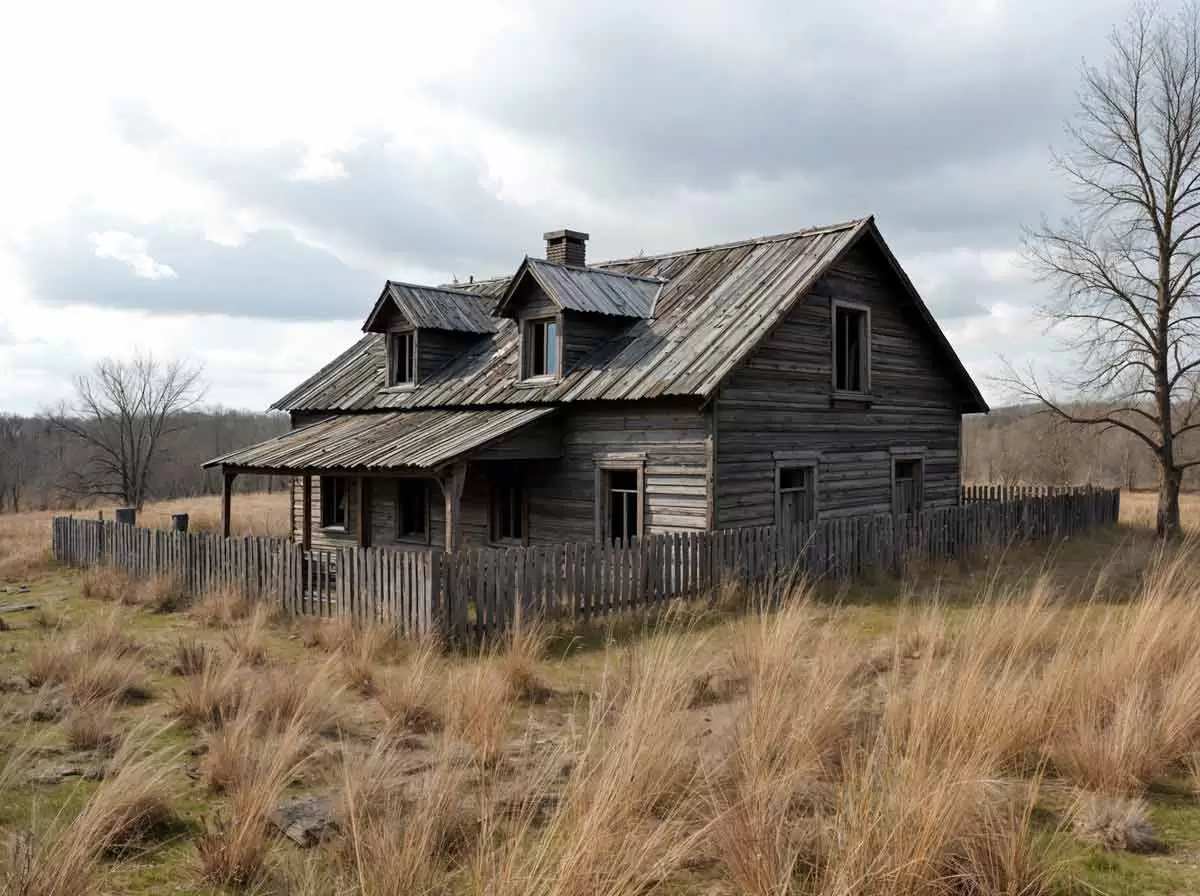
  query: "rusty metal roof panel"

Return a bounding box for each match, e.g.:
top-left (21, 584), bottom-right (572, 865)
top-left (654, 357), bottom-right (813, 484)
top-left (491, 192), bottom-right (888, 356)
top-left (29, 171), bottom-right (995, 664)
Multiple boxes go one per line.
top-left (204, 406), bottom-right (558, 472)
top-left (272, 219), bottom-right (883, 412)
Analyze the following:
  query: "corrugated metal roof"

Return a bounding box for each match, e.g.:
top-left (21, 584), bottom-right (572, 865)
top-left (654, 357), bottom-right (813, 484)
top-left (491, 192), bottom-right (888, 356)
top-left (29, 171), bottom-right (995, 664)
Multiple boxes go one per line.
top-left (497, 257), bottom-right (662, 318)
top-left (204, 407), bottom-right (557, 472)
top-left (271, 217), bottom-right (987, 414)
top-left (362, 281), bottom-right (498, 334)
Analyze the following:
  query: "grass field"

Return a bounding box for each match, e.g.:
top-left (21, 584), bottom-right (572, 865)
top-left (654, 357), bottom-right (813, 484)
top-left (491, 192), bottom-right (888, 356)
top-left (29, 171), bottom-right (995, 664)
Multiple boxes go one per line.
top-left (0, 492), bottom-right (1198, 894)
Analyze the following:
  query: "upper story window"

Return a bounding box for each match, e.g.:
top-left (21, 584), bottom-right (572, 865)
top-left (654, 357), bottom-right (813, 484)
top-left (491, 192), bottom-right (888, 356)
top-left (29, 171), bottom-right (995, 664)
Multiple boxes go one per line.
top-left (388, 331), bottom-right (415, 386)
top-left (832, 302), bottom-right (870, 394)
top-left (522, 317), bottom-right (560, 380)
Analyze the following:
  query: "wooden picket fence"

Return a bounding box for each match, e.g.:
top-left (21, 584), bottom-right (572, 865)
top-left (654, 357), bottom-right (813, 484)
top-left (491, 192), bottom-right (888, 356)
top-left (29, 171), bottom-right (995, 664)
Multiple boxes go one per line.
top-left (51, 486), bottom-right (1120, 642)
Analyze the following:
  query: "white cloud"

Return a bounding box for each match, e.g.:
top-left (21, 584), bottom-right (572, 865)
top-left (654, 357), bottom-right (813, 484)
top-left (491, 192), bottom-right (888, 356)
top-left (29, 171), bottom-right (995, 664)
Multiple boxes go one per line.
top-left (89, 231), bottom-right (177, 280)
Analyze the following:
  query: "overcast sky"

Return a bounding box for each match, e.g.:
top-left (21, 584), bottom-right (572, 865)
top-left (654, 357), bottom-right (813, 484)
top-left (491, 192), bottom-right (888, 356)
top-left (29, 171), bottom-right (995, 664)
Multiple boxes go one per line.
top-left (0, 0), bottom-right (1152, 414)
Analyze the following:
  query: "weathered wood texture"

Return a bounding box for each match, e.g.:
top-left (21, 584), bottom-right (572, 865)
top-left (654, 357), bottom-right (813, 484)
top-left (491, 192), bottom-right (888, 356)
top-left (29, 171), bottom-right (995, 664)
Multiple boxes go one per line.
top-left (716, 241), bottom-right (964, 527)
top-left (52, 487), bottom-right (1119, 643)
top-left (288, 402), bottom-right (708, 548)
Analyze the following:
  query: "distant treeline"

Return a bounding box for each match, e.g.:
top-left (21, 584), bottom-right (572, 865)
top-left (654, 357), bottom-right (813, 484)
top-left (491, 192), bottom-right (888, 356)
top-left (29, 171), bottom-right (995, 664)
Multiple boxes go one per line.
top-left (963, 405), bottom-right (1200, 491)
top-left (0, 409), bottom-right (289, 513)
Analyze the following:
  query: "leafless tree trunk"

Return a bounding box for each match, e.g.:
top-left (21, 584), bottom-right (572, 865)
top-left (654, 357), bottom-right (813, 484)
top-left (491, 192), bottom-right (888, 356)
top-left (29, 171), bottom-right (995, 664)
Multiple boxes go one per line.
top-left (1011, 3), bottom-right (1200, 537)
top-left (48, 355), bottom-right (205, 508)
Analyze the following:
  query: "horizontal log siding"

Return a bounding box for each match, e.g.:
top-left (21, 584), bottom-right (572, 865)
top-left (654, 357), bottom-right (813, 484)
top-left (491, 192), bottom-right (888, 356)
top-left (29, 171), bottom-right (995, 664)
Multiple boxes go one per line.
top-left (525, 403), bottom-right (710, 543)
top-left (418, 331), bottom-right (478, 381)
top-left (716, 241), bottom-right (964, 526)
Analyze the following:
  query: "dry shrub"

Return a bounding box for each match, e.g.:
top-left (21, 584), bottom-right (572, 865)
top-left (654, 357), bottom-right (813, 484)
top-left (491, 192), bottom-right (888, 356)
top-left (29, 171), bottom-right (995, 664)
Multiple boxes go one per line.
top-left (172, 655), bottom-right (252, 729)
top-left (224, 603), bottom-right (272, 666)
top-left (494, 623), bottom-right (553, 703)
top-left (134, 573), bottom-right (188, 612)
top-left (196, 717), bottom-right (313, 890)
top-left (26, 612), bottom-right (147, 706)
top-left (169, 638), bottom-right (215, 676)
top-left (63, 701), bottom-right (119, 756)
top-left (446, 663), bottom-right (513, 767)
top-left (474, 631), bottom-right (708, 896)
top-left (194, 585), bottom-right (256, 629)
top-left (2, 728), bottom-right (179, 894)
top-left (342, 740), bottom-right (476, 894)
top-left (1046, 551), bottom-right (1200, 793)
top-left (376, 638), bottom-right (446, 734)
top-left (80, 565), bottom-right (132, 603)
top-left (256, 654), bottom-right (346, 736)
top-left (1070, 792), bottom-right (1161, 853)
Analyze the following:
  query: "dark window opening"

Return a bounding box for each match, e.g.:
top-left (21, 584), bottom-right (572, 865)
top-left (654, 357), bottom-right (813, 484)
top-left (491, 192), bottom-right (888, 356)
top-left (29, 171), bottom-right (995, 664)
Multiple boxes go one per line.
top-left (834, 305), bottom-right (868, 392)
top-left (389, 331), bottom-right (415, 385)
top-left (778, 465), bottom-right (816, 528)
top-left (320, 476), bottom-right (348, 529)
top-left (396, 479), bottom-right (429, 539)
top-left (523, 317), bottom-right (559, 379)
top-left (893, 459), bottom-right (923, 515)
top-left (606, 468), bottom-right (640, 545)
top-left (490, 477), bottom-right (526, 543)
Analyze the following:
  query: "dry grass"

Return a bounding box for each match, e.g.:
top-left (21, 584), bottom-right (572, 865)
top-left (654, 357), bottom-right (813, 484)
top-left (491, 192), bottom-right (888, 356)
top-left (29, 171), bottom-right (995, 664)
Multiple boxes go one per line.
top-left (172, 654), bottom-right (252, 730)
top-left (193, 586), bottom-right (256, 629)
top-left (223, 603), bottom-right (272, 666)
top-left (376, 637), bottom-right (447, 735)
top-left (62, 700), bottom-right (119, 755)
top-left (446, 662), bottom-right (514, 767)
top-left (1, 728), bottom-right (180, 895)
top-left (26, 609), bottom-right (147, 706)
top-left (195, 717), bottom-right (313, 890)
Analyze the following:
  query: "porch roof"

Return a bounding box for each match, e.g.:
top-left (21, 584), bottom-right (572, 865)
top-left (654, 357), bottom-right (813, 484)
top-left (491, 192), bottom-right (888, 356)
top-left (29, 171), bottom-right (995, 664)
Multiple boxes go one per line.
top-left (203, 406), bottom-right (557, 474)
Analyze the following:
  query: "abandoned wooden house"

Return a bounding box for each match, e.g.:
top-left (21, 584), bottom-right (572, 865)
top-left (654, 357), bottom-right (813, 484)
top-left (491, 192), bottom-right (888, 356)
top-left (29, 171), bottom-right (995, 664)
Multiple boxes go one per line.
top-left (204, 217), bottom-right (988, 550)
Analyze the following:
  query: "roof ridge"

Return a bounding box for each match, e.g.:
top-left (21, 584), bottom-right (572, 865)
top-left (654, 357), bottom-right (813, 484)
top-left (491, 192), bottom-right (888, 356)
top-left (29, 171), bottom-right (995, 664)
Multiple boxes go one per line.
top-left (526, 256), bottom-right (666, 284)
top-left (387, 279), bottom-right (495, 299)
top-left (437, 217), bottom-right (872, 289)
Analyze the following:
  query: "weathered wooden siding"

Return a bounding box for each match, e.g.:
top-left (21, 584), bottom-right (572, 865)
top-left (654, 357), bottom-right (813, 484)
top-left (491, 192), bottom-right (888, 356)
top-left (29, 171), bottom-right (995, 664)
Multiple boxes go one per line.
top-left (716, 240), bottom-right (965, 526)
top-left (523, 402), bottom-right (709, 543)
top-left (562, 310), bottom-right (627, 372)
top-left (418, 331), bottom-right (478, 381)
top-left (289, 402), bottom-right (709, 548)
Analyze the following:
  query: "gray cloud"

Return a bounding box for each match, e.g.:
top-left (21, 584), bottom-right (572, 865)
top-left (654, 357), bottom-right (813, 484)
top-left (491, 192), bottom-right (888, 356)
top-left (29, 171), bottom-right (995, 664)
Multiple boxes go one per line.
top-left (111, 105), bottom-right (540, 279)
top-left (19, 215), bottom-right (378, 320)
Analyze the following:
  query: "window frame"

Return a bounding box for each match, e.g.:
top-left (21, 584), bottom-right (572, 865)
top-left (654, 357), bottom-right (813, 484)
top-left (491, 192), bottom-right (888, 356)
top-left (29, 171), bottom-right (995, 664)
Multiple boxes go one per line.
top-left (319, 475), bottom-right (349, 531)
top-left (387, 329), bottom-right (417, 388)
top-left (394, 478), bottom-right (431, 544)
top-left (520, 314), bottom-right (563, 382)
top-left (489, 474), bottom-right (528, 546)
top-left (830, 299), bottom-right (871, 396)
top-left (594, 453), bottom-right (645, 545)
top-left (890, 449), bottom-right (926, 516)
top-left (774, 458), bottom-right (819, 529)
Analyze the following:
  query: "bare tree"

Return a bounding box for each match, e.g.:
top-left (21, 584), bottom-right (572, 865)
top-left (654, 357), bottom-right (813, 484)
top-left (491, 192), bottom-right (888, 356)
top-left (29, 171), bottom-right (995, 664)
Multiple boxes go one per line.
top-left (0, 414), bottom-right (34, 512)
top-left (1010, 3), bottom-right (1200, 537)
top-left (48, 355), bottom-right (205, 508)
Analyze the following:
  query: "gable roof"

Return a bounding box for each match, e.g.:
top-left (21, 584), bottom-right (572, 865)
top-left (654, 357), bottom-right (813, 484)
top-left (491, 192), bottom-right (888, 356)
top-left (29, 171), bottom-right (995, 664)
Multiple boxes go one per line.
top-left (495, 256), bottom-right (663, 318)
top-left (274, 217), bottom-right (988, 414)
top-left (361, 281), bottom-right (498, 334)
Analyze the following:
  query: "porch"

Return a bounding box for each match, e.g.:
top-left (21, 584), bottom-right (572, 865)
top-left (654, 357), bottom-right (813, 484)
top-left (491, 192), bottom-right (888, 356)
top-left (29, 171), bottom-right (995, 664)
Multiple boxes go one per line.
top-left (203, 407), bottom-right (562, 552)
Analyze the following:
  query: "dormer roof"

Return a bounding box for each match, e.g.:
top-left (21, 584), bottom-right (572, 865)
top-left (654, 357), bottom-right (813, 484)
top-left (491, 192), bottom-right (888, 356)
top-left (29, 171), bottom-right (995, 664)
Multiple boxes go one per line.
top-left (494, 257), bottom-right (663, 319)
top-left (362, 281), bottom-right (498, 334)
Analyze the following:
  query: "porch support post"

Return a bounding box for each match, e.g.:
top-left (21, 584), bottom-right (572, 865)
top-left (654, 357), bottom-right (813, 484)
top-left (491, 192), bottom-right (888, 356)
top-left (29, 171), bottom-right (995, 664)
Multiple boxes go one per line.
top-left (221, 471), bottom-right (238, 538)
top-left (356, 476), bottom-right (372, 548)
top-left (441, 462), bottom-right (468, 552)
top-left (301, 475), bottom-right (312, 550)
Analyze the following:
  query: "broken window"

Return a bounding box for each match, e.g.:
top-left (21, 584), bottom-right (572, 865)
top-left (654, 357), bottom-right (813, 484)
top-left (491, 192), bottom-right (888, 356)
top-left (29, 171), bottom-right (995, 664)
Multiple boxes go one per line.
top-left (396, 479), bottom-right (428, 539)
top-left (778, 465), bottom-right (816, 528)
top-left (490, 476), bottom-right (526, 543)
top-left (893, 458), bottom-right (924, 515)
top-left (605, 468), bottom-right (641, 545)
top-left (389, 331), bottom-right (415, 386)
top-left (833, 304), bottom-right (869, 393)
top-left (320, 476), bottom-right (348, 529)
top-left (523, 317), bottom-right (560, 379)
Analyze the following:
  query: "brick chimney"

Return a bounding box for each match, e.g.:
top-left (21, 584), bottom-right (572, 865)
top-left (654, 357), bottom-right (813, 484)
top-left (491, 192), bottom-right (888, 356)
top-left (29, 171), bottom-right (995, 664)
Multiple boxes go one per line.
top-left (544, 229), bottom-right (589, 267)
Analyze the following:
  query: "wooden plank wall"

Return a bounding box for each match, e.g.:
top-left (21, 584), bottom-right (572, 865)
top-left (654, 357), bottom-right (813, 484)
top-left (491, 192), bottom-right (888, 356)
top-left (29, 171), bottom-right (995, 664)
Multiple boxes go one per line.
top-left (715, 240), bottom-right (967, 526)
top-left (51, 487), bottom-right (1119, 644)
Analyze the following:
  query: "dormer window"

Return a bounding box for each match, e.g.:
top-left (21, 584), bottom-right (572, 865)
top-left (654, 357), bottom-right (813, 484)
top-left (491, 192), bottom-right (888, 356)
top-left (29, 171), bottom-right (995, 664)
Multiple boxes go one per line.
top-left (522, 317), bottom-right (560, 380)
top-left (388, 330), bottom-right (415, 386)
